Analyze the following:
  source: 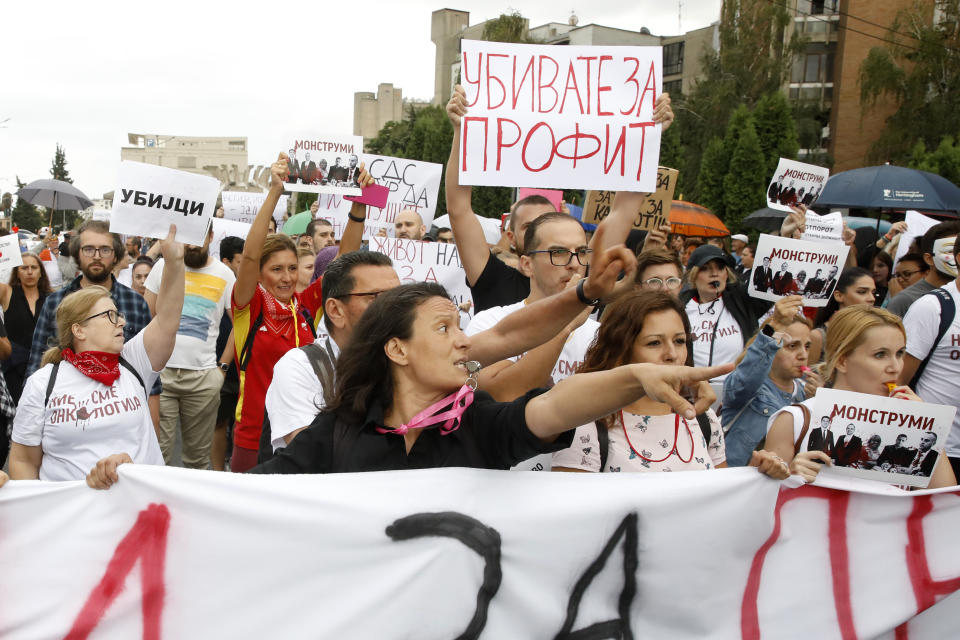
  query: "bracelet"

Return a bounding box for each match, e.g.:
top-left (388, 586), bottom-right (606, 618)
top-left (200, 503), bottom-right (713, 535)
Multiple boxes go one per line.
top-left (348, 213), bottom-right (365, 223)
top-left (576, 279), bottom-right (599, 306)
top-left (883, 233), bottom-right (893, 242)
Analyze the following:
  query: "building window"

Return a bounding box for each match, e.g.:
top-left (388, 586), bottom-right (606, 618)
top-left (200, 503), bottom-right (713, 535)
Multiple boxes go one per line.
top-left (664, 79), bottom-right (683, 97)
top-left (663, 42), bottom-right (684, 76)
top-left (797, 0), bottom-right (838, 15)
top-left (178, 156), bottom-right (197, 169)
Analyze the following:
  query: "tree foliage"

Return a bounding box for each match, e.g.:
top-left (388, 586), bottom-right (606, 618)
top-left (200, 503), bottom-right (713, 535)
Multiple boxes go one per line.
top-left (47, 143), bottom-right (82, 230)
top-left (696, 137), bottom-right (728, 219)
top-left (12, 176), bottom-right (44, 232)
top-left (753, 92), bottom-right (800, 177)
top-left (723, 118), bottom-right (767, 233)
top-left (481, 11), bottom-right (540, 44)
top-left (907, 137), bottom-right (960, 185)
top-left (859, 0), bottom-right (960, 164)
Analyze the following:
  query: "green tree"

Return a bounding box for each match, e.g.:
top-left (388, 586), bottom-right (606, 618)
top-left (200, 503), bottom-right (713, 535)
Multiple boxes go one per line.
top-left (697, 137), bottom-right (728, 218)
top-left (12, 176), bottom-right (44, 232)
top-left (752, 92), bottom-right (800, 177)
top-left (48, 143), bottom-right (81, 230)
top-left (481, 11), bottom-right (540, 44)
top-left (723, 119), bottom-right (767, 232)
top-left (907, 137), bottom-right (960, 185)
top-left (859, 0), bottom-right (960, 163)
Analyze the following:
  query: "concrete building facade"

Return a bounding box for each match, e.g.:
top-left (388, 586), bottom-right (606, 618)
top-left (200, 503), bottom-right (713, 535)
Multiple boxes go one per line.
top-left (120, 133), bottom-right (266, 191)
top-left (354, 83), bottom-right (405, 142)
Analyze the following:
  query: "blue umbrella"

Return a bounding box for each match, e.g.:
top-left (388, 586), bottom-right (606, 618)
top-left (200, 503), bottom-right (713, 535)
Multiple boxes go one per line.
top-left (815, 165), bottom-right (960, 213)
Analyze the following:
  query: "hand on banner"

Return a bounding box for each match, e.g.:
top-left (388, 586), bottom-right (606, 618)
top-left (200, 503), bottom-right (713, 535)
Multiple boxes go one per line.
top-left (631, 362), bottom-right (734, 419)
top-left (789, 450), bottom-right (831, 483)
top-left (86, 453), bottom-right (133, 490)
top-left (770, 295), bottom-right (803, 330)
top-left (581, 225), bottom-right (637, 302)
top-left (653, 93), bottom-right (674, 131)
top-left (447, 85), bottom-right (467, 127)
top-left (270, 153), bottom-right (290, 194)
top-left (750, 450), bottom-right (791, 480)
top-left (888, 385), bottom-right (921, 402)
top-left (780, 204), bottom-right (806, 239)
top-left (158, 224), bottom-right (183, 263)
top-left (641, 223), bottom-right (672, 252)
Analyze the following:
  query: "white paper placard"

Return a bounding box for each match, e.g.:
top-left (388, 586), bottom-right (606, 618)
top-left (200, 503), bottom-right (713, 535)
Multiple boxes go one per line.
top-left (221, 191), bottom-right (287, 227)
top-left (109, 161), bottom-right (220, 246)
top-left (749, 233), bottom-right (850, 307)
top-left (766, 158), bottom-right (830, 212)
top-left (894, 210), bottom-right (939, 267)
top-left (800, 210), bottom-right (843, 243)
top-left (278, 134), bottom-right (363, 196)
top-left (458, 40), bottom-right (663, 191)
top-left (0, 234), bottom-right (23, 271)
top-left (208, 218), bottom-right (251, 260)
top-left (313, 155), bottom-right (443, 240)
top-left (370, 236), bottom-right (474, 319)
top-left (807, 388), bottom-right (956, 488)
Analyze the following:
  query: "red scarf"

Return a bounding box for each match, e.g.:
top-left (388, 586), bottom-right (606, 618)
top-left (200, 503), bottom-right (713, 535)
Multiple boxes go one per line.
top-left (62, 348), bottom-right (121, 386)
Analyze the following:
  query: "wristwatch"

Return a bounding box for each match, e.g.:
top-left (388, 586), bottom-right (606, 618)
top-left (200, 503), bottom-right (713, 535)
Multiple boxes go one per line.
top-left (218, 362), bottom-right (230, 373)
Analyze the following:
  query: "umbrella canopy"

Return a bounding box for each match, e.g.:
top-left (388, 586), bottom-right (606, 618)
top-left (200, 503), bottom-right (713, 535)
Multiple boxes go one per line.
top-left (282, 210), bottom-right (313, 236)
top-left (742, 207), bottom-right (786, 232)
top-left (16, 179), bottom-right (93, 211)
top-left (670, 201), bottom-right (729, 237)
top-left (816, 165), bottom-right (960, 212)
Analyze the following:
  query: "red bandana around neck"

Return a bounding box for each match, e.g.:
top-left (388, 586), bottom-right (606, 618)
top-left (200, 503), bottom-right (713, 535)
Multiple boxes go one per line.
top-left (62, 348), bottom-right (121, 386)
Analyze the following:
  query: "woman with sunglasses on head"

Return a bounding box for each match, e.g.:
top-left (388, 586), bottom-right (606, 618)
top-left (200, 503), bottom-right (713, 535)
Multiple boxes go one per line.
top-left (8, 226), bottom-right (185, 485)
top-left (764, 306), bottom-right (956, 487)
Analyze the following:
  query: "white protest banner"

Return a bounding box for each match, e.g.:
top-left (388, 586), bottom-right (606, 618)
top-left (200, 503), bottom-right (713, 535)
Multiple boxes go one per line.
top-left (314, 155), bottom-right (443, 239)
top-left (221, 191), bottom-right (287, 227)
top-left (801, 210), bottom-right (843, 243)
top-left (807, 388), bottom-right (956, 488)
top-left (895, 210), bottom-right (939, 267)
top-left (0, 233), bottom-right (23, 270)
top-left (2, 466), bottom-right (960, 638)
top-left (279, 134), bottom-right (363, 196)
top-left (458, 40), bottom-right (663, 191)
top-left (766, 158), bottom-right (830, 212)
top-left (370, 236), bottom-right (474, 319)
top-left (749, 233), bottom-right (849, 307)
top-left (208, 218), bottom-right (251, 261)
top-left (109, 161), bottom-right (220, 246)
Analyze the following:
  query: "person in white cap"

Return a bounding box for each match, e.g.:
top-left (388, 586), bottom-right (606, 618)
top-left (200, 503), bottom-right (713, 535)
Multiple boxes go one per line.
top-left (730, 234), bottom-right (749, 266)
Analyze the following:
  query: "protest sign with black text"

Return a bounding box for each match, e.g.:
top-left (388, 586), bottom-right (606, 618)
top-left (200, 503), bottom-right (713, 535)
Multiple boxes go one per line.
top-left (279, 134), bottom-right (363, 196)
top-left (221, 191), bottom-right (287, 227)
top-left (458, 40), bottom-right (663, 191)
top-left (582, 167), bottom-right (678, 230)
top-left (109, 161), bottom-right (220, 246)
top-left (766, 158), bottom-right (829, 212)
top-left (749, 234), bottom-right (849, 307)
top-left (800, 210), bottom-right (842, 244)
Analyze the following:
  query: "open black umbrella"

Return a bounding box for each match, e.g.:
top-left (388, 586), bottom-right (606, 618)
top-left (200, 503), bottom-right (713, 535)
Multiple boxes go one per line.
top-left (815, 165), bottom-right (960, 212)
top-left (742, 207), bottom-right (787, 232)
top-left (16, 179), bottom-right (94, 228)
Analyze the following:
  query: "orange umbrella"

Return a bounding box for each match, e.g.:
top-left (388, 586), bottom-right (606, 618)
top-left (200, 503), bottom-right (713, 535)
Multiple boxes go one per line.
top-left (669, 201), bottom-right (729, 237)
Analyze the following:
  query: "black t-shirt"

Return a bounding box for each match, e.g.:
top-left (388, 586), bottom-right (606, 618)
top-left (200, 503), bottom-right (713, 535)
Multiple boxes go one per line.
top-left (248, 388), bottom-right (572, 474)
top-left (469, 251), bottom-right (530, 313)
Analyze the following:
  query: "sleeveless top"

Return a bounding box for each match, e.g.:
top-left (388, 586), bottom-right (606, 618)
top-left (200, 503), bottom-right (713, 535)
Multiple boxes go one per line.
top-left (6, 286), bottom-right (45, 349)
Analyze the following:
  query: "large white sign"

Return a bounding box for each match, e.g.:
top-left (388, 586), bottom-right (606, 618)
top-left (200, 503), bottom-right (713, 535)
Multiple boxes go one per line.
top-left (109, 161), bottom-right (220, 246)
top-left (221, 191), bottom-right (287, 227)
top-left (279, 134), bottom-right (363, 196)
top-left (458, 40), bottom-right (663, 192)
top-left (370, 236), bottom-right (474, 319)
top-left (0, 233), bottom-right (23, 270)
top-left (315, 155), bottom-right (443, 239)
top-left (749, 233), bottom-right (850, 307)
top-left (0, 467), bottom-right (958, 638)
top-left (895, 210), bottom-right (939, 267)
top-left (208, 218), bottom-right (251, 261)
top-left (807, 388), bottom-right (955, 488)
top-left (766, 158), bottom-right (830, 212)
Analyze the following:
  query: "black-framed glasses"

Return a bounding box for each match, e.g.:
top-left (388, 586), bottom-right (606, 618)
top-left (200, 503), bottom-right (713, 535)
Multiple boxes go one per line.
top-left (641, 276), bottom-right (683, 290)
top-left (894, 269), bottom-right (922, 280)
top-left (80, 245), bottom-right (115, 258)
top-left (336, 290), bottom-right (390, 300)
top-left (81, 309), bottom-right (125, 325)
top-left (528, 247), bottom-right (592, 267)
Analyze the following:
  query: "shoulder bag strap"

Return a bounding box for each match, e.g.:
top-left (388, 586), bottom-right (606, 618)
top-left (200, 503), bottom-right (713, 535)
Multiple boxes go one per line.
top-left (909, 289), bottom-right (955, 389)
top-left (792, 403), bottom-right (812, 455)
top-left (43, 362), bottom-right (61, 409)
top-left (595, 420), bottom-right (610, 472)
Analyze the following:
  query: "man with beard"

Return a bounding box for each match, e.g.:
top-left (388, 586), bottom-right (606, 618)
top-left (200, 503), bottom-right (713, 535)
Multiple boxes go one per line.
top-left (27, 221), bottom-right (152, 376)
top-left (395, 209), bottom-right (426, 240)
top-left (143, 226), bottom-right (236, 469)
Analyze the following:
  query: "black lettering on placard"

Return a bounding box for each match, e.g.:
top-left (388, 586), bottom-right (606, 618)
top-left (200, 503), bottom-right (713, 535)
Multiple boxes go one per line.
top-left (133, 191), bottom-right (147, 206)
top-left (386, 512), bottom-right (502, 640)
top-left (554, 513), bottom-right (639, 640)
top-left (120, 189), bottom-right (133, 203)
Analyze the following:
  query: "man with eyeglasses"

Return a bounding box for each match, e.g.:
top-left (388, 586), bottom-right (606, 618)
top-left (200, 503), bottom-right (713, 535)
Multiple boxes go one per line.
top-left (634, 249), bottom-right (684, 298)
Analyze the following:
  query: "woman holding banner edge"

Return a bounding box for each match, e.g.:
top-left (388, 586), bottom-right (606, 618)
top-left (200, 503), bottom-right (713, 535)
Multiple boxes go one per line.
top-left (764, 305), bottom-right (956, 487)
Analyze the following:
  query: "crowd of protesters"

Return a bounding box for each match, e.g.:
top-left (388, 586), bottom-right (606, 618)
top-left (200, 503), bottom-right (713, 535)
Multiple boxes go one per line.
top-left (0, 86), bottom-right (957, 494)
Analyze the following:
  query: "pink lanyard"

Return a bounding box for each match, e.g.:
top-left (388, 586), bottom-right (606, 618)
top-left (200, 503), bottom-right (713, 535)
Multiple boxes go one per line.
top-left (377, 361), bottom-right (481, 436)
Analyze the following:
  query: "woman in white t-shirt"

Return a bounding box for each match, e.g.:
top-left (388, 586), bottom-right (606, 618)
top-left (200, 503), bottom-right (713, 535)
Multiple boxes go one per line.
top-left (553, 290), bottom-right (788, 478)
top-left (765, 306), bottom-right (956, 487)
top-left (9, 226), bottom-right (185, 488)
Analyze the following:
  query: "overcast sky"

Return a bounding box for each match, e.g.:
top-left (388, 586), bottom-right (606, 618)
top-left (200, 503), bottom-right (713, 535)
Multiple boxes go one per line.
top-left (0, 0), bottom-right (721, 208)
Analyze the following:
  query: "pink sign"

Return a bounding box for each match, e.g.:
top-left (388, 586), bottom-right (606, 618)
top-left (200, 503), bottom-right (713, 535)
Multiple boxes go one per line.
top-left (517, 188), bottom-right (563, 212)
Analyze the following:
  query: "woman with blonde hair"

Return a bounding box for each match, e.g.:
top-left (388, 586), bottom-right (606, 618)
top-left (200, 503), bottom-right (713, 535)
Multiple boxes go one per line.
top-left (9, 226), bottom-right (185, 486)
top-left (764, 305), bottom-right (956, 487)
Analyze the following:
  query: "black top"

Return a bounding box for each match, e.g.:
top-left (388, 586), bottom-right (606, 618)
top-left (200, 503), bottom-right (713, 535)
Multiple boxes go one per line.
top-left (469, 251), bottom-right (530, 313)
top-left (249, 388), bottom-right (573, 474)
top-left (6, 286), bottom-right (44, 349)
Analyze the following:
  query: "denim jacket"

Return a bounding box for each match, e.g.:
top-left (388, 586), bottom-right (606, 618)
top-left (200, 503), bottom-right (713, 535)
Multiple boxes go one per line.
top-left (721, 332), bottom-right (805, 467)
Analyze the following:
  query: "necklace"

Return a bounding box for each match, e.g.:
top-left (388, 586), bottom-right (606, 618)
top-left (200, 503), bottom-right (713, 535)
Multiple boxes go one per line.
top-left (618, 411), bottom-right (695, 463)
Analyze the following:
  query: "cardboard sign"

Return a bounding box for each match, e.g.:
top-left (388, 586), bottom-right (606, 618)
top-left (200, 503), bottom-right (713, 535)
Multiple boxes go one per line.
top-left (582, 167), bottom-right (678, 230)
top-left (800, 210), bottom-right (843, 243)
top-left (314, 154), bottom-right (443, 240)
top-left (459, 40), bottom-right (663, 191)
top-left (370, 236), bottom-right (474, 319)
top-left (806, 389), bottom-right (956, 488)
top-left (208, 218), bottom-right (251, 261)
top-left (766, 158), bottom-right (829, 212)
top-left (220, 191), bottom-right (287, 227)
top-left (279, 134), bottom-right (363, 195)
top-left (749, 234), bottom-right (850, 307)
top-left (0, 234), bottom-right (23, 270)
top-left (517, 188), bottom-right (563, 212)
top-left (109, 161), bottom-right (220, 246)
top-left (1, 467), bottom-right (959, 638)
